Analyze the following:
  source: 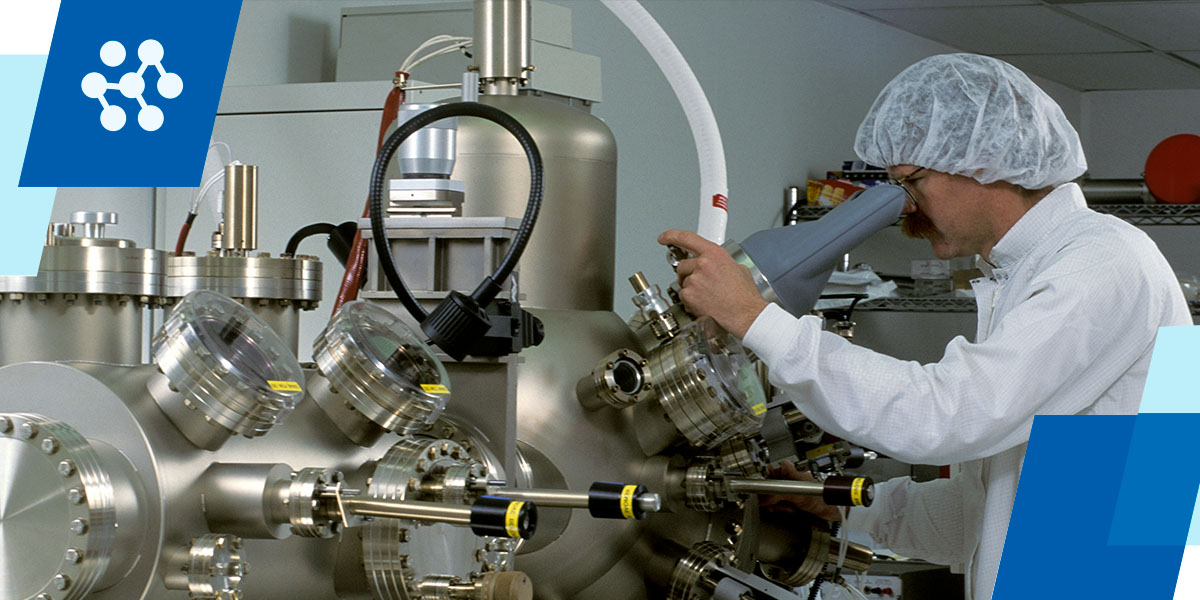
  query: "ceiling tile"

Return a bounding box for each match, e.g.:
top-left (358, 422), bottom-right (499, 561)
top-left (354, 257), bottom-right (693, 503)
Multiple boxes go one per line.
top-left (863, 5), bottom-right (1142, 54)
top-left (1059, 2), bottom-right (1200, 51)
top-left (998, 52), bottom-right (1200, 90)
top-left (822, 0), bottom-right (1035, 9)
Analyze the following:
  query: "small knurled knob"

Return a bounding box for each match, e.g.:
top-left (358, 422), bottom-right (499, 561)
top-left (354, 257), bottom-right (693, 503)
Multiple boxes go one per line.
top-left (69, 211), bottom-right (118, 238)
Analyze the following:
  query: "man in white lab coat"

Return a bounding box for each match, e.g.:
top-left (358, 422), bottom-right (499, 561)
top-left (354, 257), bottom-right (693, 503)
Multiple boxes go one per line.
top-left (658, 53), bottom-right (1191, 600)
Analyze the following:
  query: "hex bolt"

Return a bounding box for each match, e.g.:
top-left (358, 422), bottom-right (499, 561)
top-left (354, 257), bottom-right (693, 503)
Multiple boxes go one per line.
top-left (41, 437), bottom-right (59, 454)
top-left (35, 594), bottom-right (51, 600)
top-left (69, 519), bottom-right (88, 535)
top-left (18, 422), bottom-right (37, 439)
top-left (67, 488), bottom-right (86, 505)
top-left (52, 574), bottom-right (71, 590)
top-left (58, 460), bottom-right (76, 477)
top-left (0, 416), bottom-right (11, 433)
top-left (64, 548), bottom-right (83, 564)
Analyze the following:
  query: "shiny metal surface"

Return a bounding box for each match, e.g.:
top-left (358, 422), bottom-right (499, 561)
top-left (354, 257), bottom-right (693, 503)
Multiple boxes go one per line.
top-left (69, 211), bottom-right (118, 239)
top-left (647, 318), bottom-right (766, 449)
top-left (667, 542), bottom-right (733, 600)
top-left (0, 413), bottom-right (144, 600)
top-left (396, 105), bottom-right (459, 177)
top-left (152, 291), bottom-right (306, 446)
top-left (222, 164), bottom-right (258, 252)
top-left (313, 301), bottom-right (451, 436)
top-left (726, 478), bottom-right (825, 497)
top-left (163, 533), bottom-right (247, 599)
top-left (507, 309), bottom-right (649, 599)
top-left (474, 0), bottom-right (531, 94)
top-left (166, 253), bottom-right (321, 303)
top-left (577, 348), bottom-right (652, 411)
top-left (723, 240), bottom-right (778, 308)
top-left (452, 95), bottom-right (617, 311)
top-left (363, 437), bottom-right (514, 600)
top-left (0, 215), bottom-right (166, 365)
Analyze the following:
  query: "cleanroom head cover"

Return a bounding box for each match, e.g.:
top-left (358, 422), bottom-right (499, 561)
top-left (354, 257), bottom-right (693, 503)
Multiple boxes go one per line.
top-left (853, 53), bottom-right (1087, 190)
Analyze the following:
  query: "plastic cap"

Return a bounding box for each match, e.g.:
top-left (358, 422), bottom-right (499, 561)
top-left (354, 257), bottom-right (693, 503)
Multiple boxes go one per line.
top-left (854, 53), bottom-right (1086, 189)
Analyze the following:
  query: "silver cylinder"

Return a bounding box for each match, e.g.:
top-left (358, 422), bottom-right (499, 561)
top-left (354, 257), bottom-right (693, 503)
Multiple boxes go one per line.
top-left (1079, 177), bottom-right (1151, 204)
top-left (222, 164), bottom-right (258, 251)
top-left (474, 0), bottom-right (531, 95)
top-left (725, 478), bottom-right (825, 497)
top-left (343, 497), bottom-right (473, 525)
top-left (196, 463), bottom-right (294, 539)
top-left (397, 104), bottom-right (459, 177)
top-left (452, 95), bottom-right (617, 310)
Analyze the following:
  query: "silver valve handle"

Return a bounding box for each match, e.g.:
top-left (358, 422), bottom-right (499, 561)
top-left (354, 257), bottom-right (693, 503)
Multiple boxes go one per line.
top-left (69, 211), bottom-right (118, 238)
top-left (483, 481), bottom-right (661, 520)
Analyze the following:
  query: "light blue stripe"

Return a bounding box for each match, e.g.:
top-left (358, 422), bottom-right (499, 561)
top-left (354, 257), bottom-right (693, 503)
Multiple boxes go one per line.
top-left (1, 55), bottom-right (55, 276)
top-left (1188, 484), bottom-right (1200, 545)
top-left (1138, 326), bottom-right (1200, 414)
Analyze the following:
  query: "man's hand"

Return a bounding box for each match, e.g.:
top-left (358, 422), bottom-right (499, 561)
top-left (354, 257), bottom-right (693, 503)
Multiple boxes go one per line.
top-left (657, 229), bottom-right (768, 339)
top-left (760, 461), bottom-right (844, 522)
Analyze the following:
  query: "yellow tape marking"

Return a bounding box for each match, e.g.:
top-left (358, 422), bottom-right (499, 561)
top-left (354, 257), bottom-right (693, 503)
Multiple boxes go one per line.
top-left (851, 478), bottom-right (865, 506)
top-left (505, 501), bottom-right (525, 538)
top-left (421, 384), bottom-right (450, 395)
top-left (267, 380), bottom-right (302, 392)
top-left (805, 443), bottom-right (835, 461)
top-left (751, 402), bottom-right (767, 416)
top-left (620, 485), bottom-right (638, 519)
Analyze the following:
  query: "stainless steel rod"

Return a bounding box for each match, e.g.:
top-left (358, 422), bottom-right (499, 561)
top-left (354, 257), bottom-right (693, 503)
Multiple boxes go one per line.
top-left (488, 487), bottom-right (588, 508)
top-left (342, 497), bottom-right (472, 525)
top-left (726, 478), bottom-right (825, 497)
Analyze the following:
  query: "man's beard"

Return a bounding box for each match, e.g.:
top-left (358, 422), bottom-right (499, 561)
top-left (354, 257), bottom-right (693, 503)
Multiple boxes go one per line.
top-left (902, 209), bottom-right (938, 239)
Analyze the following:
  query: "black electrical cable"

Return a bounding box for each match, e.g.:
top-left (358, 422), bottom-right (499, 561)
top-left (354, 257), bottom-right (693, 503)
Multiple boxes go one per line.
top-left (368, 102), bottom-right (544, 323)
top-left (284, 222), bottom-right (338, 256)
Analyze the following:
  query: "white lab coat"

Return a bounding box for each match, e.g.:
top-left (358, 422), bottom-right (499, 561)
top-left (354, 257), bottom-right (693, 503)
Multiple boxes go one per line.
top-left (742, 183), bottom-right (1191, 600)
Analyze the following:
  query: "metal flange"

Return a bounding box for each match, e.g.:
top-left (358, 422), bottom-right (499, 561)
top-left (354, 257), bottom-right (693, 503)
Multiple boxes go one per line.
top-left (0, 414), bottom-right (117, 600)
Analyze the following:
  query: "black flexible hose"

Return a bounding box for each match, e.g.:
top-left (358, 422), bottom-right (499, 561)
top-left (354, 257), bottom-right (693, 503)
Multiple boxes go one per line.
top-left (368, 101), bottom-right (544, 322)
top-left (285, 222), bottom-right (338, 256)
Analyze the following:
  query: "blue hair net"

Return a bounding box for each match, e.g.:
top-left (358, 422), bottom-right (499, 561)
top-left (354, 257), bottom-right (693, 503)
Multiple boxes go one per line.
top-left (854, 53), bottom-right (1086, 189)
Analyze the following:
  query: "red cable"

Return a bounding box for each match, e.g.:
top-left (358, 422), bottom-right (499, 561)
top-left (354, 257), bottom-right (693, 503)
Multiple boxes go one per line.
top-left (332, 79), bottom-right (407, 315)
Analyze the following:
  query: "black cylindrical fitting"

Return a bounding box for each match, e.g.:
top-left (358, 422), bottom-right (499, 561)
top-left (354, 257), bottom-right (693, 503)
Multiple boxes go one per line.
top-left (821, 475), bottom-right (874, 507)
top-left (470, 495), bottom-right (538, 539)
top-left (588, 482), bottom-right (647, 520)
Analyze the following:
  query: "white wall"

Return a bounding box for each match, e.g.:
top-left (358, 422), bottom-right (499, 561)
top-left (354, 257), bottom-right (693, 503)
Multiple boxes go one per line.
top-left (1080, 90), bottom-right (1200, 178)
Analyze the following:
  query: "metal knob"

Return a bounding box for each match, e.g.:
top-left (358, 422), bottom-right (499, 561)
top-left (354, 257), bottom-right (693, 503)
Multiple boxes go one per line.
top-left (69, 211), bottom-right (118, 238)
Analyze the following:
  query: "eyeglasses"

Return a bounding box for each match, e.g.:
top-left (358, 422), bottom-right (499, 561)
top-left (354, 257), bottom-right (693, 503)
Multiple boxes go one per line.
top-left (887, 166), bottom-right (926, 206)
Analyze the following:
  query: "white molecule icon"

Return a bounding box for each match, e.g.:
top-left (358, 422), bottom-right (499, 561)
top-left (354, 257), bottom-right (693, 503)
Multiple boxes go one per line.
top-left (81, 39), bottom-right (183, 132)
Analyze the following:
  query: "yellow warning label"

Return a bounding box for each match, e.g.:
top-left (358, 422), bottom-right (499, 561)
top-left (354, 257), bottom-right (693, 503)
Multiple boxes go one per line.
top-left (620, 485), bottom-right (638, 519)
top-left (267, 380), bottom-right (302, 392)
top-left (805, 443), bottom-right (835, 461)
top-left (751, 402), bottom-right (767, 416)
top-left (851, 478), bottom-right (865, 506)
top-left (505, 501), bottom-right (525, 538)
top-left (421, 384), bottom-right (450, 395)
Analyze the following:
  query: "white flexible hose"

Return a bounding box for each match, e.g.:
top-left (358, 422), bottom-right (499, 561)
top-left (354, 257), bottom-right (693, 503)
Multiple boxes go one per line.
top-left (599, 0), bottom-right (729, 244)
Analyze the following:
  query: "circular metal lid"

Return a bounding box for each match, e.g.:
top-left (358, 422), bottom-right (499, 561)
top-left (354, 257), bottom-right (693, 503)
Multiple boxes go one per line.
top-left (166, 253), bottom-right (321, 305)
top-left (0, 414), bottom-right (116, 600)
top-left (152, 290), bottom-right (305, 438)
top-left (363, 438), bottom-right (511, 600)
top-left (314, 301), bottom-right (450, 434)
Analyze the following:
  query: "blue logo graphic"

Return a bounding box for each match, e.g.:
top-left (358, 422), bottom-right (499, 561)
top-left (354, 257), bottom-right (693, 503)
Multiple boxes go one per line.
top-left (19, 0), bottom-right (241, 187)
top-left (81, 39), bottom-right (183, 132)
